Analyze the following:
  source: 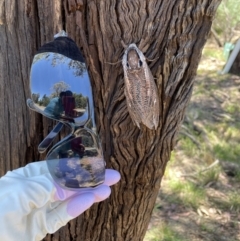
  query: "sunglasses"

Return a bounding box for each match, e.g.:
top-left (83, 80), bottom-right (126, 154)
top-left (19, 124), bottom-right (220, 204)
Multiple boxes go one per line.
top-left (27, 31), bottom-right (105, 189)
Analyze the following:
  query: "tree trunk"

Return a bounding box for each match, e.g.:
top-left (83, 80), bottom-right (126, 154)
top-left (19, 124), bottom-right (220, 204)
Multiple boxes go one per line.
top-left (0, 1), bottom-right (221, 240)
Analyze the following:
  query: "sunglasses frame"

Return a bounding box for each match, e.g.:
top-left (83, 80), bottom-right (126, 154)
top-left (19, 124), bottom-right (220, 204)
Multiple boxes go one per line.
top-left (27, 31), bottom-right (105, 189)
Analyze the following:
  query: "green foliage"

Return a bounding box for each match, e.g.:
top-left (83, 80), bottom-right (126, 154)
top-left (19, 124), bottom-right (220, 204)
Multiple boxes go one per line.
top-left (218, 192), bottom-right (240, 211)
top-left (39, 94), bottom-right (50, 106)
top-left (168, 181), bottom-right (206, 209)
top-left (224, 103), bottom-right (240, 114)
top-left (234, 170), bottom-right (240, 182)
top-left (213, 0), bottom-right (240, 42)
top-left (213, 142), bottom-right (240, 163)
top-left (199, 222), bottom-right (214, 233)
top-left (144, 224), bottom-right (185, 241)
top-left (73, 93), bottom-right (87, 108)
top-left (228, 192), bottom-right (240, 211)
top-left (202, 47), bottom-right (225, 61)
top-left (50, 81), bottom-right (70, 98)
top-left (32, 93), bottom-right (40, 103)
top-left (179, 137), bottom-right (199, 157)
top-left (198, 167), bottom-right (221, 186)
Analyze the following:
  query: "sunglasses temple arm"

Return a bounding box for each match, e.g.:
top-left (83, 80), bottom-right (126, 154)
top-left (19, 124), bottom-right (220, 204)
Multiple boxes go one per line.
top-left (38, 122), bottom-right (64, 153)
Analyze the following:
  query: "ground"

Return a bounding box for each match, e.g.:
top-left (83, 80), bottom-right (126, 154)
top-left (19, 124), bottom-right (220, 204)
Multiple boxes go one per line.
top-left (144, 42), bottom-right (240, 241)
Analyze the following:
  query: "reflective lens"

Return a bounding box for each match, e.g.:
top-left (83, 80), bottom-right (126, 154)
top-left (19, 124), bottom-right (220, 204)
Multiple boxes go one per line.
top-left (31, 53), bottom-right (91, 122)
top-left (28, 36), bottom-right (94, 126)
top-left (47, 129), bottom-right (105, 189)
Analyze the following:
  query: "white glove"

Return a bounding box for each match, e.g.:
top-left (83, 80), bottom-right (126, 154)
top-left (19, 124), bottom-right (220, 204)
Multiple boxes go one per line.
top-left (0, 161), bottom-right (120, 241)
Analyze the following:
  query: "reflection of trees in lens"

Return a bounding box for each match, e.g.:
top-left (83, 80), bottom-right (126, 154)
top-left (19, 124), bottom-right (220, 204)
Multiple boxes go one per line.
top-left (68, 60), bottom-right (86, 77)
top-left (52, 55), bottom-right (86, 77)
top-left (39, 94), bottom-right (50, 106)
top-left (85, 149), bottom-right (98, 157)
top-left (73, 93), bottom-right (87, 108)
top-left (32, 93), bottom-right (40, 103)
top-left (81, 134), bottom-right (94, 147)
top-left (50, 81), bottom-right (70, 98)
top-left (32, 53), bottom-right (50, 64)
top-left (51, 53), bottom-right (65, 67)
top-left (74, 133), bottom-right (97, 157)
top-left (33, 53), bottom-right (87, 77)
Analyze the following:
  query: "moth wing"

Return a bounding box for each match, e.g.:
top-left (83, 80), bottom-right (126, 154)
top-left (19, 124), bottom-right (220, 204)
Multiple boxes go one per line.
top-left (150, 74), bottom-right (160, 130)
top-left (151, 84), bottom-right (160, 130)
top-left (124, 87), bottom-right (141, 128)
top-left (143, 65), bottom-right (160, 129)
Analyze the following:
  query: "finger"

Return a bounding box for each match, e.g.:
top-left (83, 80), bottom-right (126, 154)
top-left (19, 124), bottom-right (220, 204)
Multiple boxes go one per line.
top-left (91, 185), bottom-right (111, 202)
top-left (54, 169), bottom-right (120, 201)
top-left (54, 183), bottom-right (111, 202)
top-left (46, 192), bottom-right (95, 234)
top-left (66, 192), bottom-right (95, 217)
top-left (103, 169), bottom-right (121, 186)
top-left (53, 182), bottom-right (98, 201)
top-left (53, 185), bottom-right (111, 220)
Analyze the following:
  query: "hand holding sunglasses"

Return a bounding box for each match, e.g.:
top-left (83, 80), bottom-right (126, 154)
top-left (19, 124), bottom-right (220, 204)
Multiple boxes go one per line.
top-left (0, 161), bottom-right (120, 241)
top-left (0, 31), bottom-right (120, 241)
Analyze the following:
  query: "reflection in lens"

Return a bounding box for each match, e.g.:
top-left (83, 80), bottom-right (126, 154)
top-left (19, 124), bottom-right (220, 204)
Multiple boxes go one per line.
top-left (46, 129), bottom-right (105, 189)
top-left (30, 52), bottom-right (90, 122)
top-left (28, 36), bottom-right (95, 127)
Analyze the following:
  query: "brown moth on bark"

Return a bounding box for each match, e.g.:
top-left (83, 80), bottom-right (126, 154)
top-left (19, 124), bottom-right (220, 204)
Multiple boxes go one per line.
top-left (122, 43), bottom-right (159, 130)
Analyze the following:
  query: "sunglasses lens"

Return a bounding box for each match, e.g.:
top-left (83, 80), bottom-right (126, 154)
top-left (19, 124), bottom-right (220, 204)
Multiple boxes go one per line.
top-left (46, 129), bottom-right (105, 189)
top-left (28, 35), bottom-right (94, 126)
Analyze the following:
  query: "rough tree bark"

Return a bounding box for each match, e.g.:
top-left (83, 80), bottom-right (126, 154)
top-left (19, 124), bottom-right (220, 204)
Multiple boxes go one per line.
top-left (0, 1), bottom-right (221, 240)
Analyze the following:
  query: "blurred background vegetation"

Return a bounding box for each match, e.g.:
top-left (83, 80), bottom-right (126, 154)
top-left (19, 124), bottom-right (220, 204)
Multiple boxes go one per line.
top-left (144, 1), bottom-right (240, 240)
top-left (213, 0), bottom-right (240, 44)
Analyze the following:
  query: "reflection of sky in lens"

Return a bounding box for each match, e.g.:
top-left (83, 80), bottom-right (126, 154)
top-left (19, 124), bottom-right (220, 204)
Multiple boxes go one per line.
top-left (30, 53), bottom-right (92, 100)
